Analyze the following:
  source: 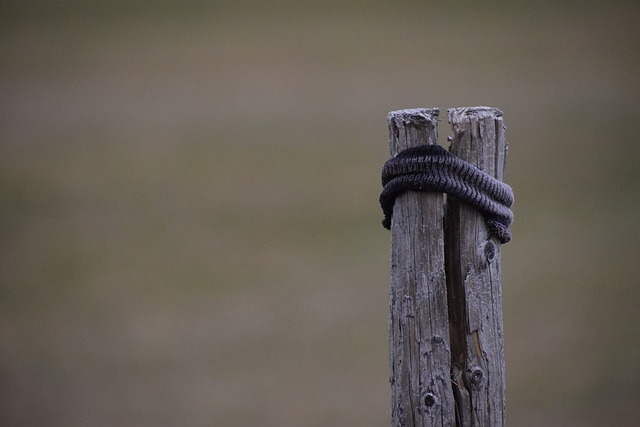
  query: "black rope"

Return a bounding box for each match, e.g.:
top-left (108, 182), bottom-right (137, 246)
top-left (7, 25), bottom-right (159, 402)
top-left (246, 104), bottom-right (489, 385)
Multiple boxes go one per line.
top-left (380, 144), bottom-right (514, 243)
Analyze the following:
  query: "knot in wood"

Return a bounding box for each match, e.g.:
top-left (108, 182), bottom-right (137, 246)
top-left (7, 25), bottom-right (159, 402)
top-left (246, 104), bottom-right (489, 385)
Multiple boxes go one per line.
top-left (484, 241), bottom-right (496, 263)
top-left (466, 367), bottom-right (485, 388)
top-left (424, 392), bottom-right (437, 407)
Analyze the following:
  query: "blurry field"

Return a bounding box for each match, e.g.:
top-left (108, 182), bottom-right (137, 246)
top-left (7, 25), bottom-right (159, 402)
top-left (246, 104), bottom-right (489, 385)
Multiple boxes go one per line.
top-left (2, 1), bottom-right (640, 426)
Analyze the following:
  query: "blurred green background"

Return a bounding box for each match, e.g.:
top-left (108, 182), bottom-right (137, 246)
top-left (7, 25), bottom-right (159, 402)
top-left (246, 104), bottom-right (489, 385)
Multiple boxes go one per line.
top-left (2, 1), bottom-right (639, 426)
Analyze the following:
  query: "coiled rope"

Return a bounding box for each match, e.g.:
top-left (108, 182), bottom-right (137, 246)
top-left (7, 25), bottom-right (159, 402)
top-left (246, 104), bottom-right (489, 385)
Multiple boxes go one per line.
top-left (380, 143), bottom-right (514, 243)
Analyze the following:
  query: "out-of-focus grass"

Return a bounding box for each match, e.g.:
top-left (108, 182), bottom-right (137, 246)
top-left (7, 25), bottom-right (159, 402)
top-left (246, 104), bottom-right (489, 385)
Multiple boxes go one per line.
top-left (2, 1), bottom-right (640, 426)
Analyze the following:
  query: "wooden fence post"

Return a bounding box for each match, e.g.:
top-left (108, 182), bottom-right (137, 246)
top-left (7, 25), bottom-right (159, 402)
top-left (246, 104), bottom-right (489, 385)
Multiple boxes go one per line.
top-left (445, 107), bottom-right (507, 426)
top-left (386, 106), bottom-right (508, 426)
top-left (387, 109), bottom-right (455, 427)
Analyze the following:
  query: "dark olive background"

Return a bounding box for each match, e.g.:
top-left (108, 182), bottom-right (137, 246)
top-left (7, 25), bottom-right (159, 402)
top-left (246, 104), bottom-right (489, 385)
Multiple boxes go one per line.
top-left (2, 1), bottom-right (639, 425)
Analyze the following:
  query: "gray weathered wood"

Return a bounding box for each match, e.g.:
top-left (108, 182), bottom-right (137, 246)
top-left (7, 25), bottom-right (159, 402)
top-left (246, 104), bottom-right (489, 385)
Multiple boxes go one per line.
top-left (387, 109), bottom-right (455, 427)
top-left (445, 107), bottom-right (507, 426)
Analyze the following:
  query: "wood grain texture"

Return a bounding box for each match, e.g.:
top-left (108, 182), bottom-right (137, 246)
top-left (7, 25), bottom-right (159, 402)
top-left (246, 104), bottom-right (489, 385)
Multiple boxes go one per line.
top-left (387, 109), bottom-right (455, 427)
top-left (445, 107), bottom-right (507, 427)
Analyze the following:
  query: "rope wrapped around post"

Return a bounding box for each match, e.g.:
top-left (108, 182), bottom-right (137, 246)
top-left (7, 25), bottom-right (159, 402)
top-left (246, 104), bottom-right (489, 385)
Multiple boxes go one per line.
top-left (379, 143), bottom-right (514, 243)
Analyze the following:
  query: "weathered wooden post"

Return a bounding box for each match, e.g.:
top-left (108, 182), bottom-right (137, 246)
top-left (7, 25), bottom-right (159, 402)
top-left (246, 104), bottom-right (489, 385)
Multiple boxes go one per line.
top-left (387, 109), bottom-right (455, 426)
top-left (384, 107), bottom-right (510, 427)
top-left (445, 107), bottom-right (507, 426)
